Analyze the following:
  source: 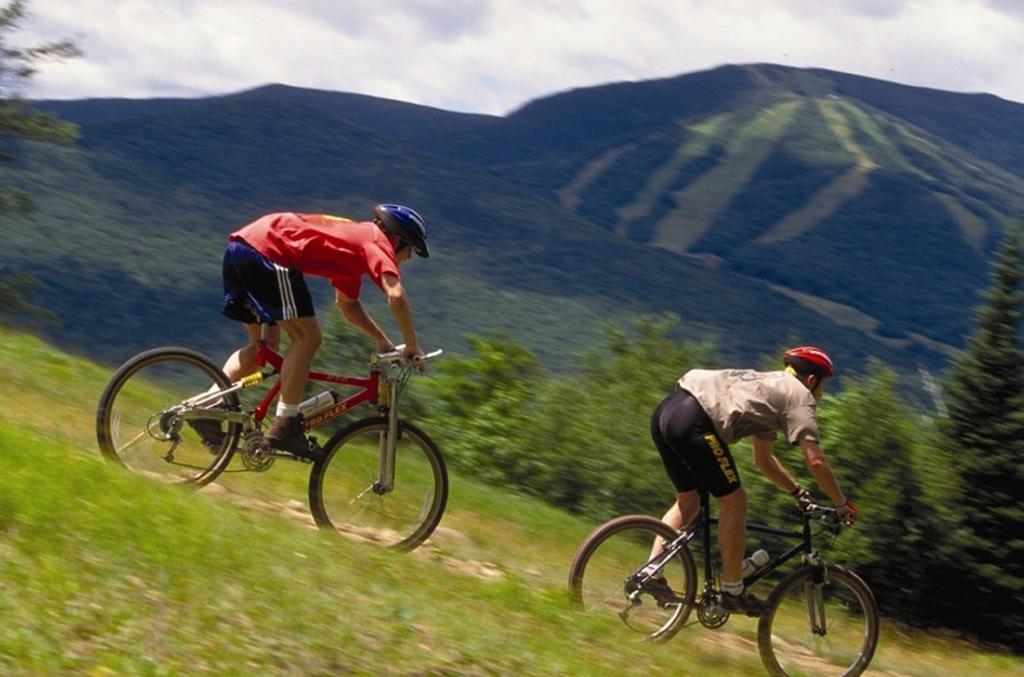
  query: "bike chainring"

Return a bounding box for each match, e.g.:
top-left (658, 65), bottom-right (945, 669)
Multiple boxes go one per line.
top-left (239, 430), bottom-right (275, 472)
top-left (696, 592), bottom-right (730, 629)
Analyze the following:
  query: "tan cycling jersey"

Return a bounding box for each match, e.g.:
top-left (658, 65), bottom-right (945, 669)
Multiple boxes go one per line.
top-left (677, 369), bottom-right (820, 446)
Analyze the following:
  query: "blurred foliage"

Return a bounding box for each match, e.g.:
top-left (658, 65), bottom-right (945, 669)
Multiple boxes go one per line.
top-left (0, 269), bottom-right (54, 326)
top-left (420, 315), bottom-right (714, 517)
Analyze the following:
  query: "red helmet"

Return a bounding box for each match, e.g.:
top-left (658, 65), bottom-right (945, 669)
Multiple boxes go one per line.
top-left (783, 346), bottom-right (835, 378)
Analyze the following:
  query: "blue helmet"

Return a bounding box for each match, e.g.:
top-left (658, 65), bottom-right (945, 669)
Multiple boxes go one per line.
top-left (374, 203), bottom-right (429, 258)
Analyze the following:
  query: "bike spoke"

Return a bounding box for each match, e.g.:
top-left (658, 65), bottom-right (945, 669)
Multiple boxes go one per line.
top-left (568, 516), bottom-right (696, 642)
top-left (114, 429), bottom-right (151, 455)
top-left (97, 349), bottom-right (239, 485)
top-left (760, 567), bottom-right (878, 676)
top-left (312, 420), bottom-right (446, 550)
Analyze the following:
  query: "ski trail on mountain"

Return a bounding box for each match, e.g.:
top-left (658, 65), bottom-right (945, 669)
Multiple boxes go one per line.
top-left (557, 143), bottom-right (636, 212)
top-left (758, 99), bottom-right (876, 244)
top-left (652, 100), bottom-right (802, 253)
top-left (613, 113), bottom-right (731, 238)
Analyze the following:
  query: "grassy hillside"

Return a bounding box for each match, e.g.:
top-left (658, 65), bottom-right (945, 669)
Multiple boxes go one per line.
top-left (2, 328), bottom-right (1022, 674)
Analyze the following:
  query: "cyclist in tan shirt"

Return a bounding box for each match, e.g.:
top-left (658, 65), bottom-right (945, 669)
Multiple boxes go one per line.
top-left (647, 346), bottom-right (858, 616)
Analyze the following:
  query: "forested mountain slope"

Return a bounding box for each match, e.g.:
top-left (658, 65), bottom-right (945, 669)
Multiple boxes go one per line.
top-left (15, 64), bottom-right (1024, 374)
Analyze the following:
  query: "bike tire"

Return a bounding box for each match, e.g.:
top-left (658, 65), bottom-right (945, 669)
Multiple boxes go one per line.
top-left (307, 417), bottom-right (448, 552)
top-left (757, 564), bottom-right (880, 677)
top-left (96, 347), bottom-right (240, 486)
top-left (568, 514), bottom-right (697, 643)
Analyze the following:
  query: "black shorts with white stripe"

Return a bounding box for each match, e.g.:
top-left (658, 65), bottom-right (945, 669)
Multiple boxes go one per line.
top-left (221, 239), bottom-right (316, 325)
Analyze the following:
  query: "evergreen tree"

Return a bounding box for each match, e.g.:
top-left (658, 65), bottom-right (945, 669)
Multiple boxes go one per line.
top-left (940, 222), bottom-right (1024, 649)
top-left (0, 0), bottom-right (79, 323)
top-left (0, 0), bottom-right (80, 191)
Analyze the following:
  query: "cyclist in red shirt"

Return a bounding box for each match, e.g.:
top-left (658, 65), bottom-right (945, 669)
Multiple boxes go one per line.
top-left (194, 204), bottom-right (430, 458)
top-left (647, 346), bottom-right (857, 616)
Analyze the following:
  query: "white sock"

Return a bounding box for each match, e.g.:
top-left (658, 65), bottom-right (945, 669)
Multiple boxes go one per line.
top-left (722, 580), bottom-right (744, 597)
top-left (276, 401), bottom-right (300, 418)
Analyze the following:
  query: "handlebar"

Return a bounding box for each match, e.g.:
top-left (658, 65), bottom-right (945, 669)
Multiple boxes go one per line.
top-left (803, 504), bottom-right (855, 533)
top-left (804, 505), bottom-right (837, 521)
top-left (374, 344), bottom-right (444, 365)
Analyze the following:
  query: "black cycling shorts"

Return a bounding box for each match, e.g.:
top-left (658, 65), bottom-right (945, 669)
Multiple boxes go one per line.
top-left (221, 239), bottom-right (316, 325)
top-left (651, 388), bottom-right (742, 497)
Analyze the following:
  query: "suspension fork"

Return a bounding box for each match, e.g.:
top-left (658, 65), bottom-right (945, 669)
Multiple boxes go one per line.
top-left (375, 373), bottom-right (400, 493)
top-left (803, 563), bottom-right (829, 635)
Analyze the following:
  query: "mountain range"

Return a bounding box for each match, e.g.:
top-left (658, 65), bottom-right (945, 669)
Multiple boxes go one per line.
top-left (6, 63), bottom-right (1024, 382)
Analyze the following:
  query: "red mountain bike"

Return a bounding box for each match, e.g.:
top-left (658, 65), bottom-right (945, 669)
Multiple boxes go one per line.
top-left (96, 325), bottom-right (446, 551)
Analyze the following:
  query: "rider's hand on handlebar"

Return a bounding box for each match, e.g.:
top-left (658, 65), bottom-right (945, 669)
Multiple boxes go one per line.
top-left (791, 486), bottom-right (817, 514)
top-left (836, 500), bottom-right (859, 527)
top-left (375, 338), bottom-right (396, 354)
top-left (403, 343), bottom-right (427, 372)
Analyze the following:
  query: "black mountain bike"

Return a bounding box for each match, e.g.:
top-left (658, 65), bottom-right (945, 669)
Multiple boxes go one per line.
top-left (568, 490), bottom-right (879, 676)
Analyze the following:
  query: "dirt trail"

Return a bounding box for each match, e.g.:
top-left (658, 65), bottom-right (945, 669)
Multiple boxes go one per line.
top-left (197, 481), bottom-right (506, 581)
top-left (192, 480), bottom-right (907, 675)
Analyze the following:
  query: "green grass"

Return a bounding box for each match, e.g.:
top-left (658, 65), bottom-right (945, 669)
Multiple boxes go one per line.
top-left (1, 329), bottom-right (1021, 674)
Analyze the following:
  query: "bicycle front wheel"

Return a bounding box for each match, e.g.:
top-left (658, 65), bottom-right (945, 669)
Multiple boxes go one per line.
top-left (568, 515), bottom-right (696, 643)
top-left (758, 564), bottom-right (879, 677)
top-left (308, 418), bottom-right (448, 552)
top-left (96, 347), bottom-right (240, 486)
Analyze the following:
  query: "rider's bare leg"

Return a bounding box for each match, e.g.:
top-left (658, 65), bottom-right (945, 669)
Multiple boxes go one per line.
top-left (222, 323), bottom-right (281, 381)
top-left (716, 486), bottom-right (748, 584)
top-left (275, 316), bottom-right (322, 407)
top-left (650, 490), bottom-right (701, 558)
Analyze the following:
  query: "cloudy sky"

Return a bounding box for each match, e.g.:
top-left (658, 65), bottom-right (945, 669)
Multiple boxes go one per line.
top-left (19, 0), bottom-right (1024, 115)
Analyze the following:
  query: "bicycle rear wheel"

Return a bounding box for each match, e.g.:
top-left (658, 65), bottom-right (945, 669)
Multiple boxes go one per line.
top-left (757, 564), bottom-right (879, 676)
top-left (308, 418), bottom-right (448, 552)
top-left (96, 347), bottom-right (240, 486)
top-left (568, 514), bottom-right (696, 642)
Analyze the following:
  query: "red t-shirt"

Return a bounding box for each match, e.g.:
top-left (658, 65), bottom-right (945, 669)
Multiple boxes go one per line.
top-left (230, 213), bottom-right (400, 298)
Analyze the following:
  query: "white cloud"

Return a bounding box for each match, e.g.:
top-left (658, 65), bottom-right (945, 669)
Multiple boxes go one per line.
top-left (18, 0), bottom-right (1024, 113)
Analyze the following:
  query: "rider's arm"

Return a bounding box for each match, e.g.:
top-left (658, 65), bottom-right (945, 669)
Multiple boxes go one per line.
top-left (800, 438), bottom-right (847, 506)
top-left (752, 436), bottom-right (801, 493)
top-left (335, 289), bottom-right (392, 352)
top-left (379, 273), bottom-right (423, 360)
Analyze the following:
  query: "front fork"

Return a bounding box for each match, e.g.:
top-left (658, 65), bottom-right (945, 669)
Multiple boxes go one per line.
top-left (373, 400), bottom-right (399, 493)
top-left (373, 374), bottom-right (401, 493)
top-left (803, 559), bottom-right (829, 636)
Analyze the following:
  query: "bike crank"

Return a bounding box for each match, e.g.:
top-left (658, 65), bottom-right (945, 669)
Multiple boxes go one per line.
top-left (239, 430), bottom-right (275, 471)
top-left (696, 592), bottom-right (730, 628)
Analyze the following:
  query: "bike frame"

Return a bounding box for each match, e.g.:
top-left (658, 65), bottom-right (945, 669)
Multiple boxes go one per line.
top-left (695, 490), bottom-right (817, 588)
top-left (251, 338), bottom-right (380, 432)
top-left (647, 491), bottom-right (818, 586)
top-left (643, 491), bottom-right (827, 602)
top-left (638, 490), bottom-right (836, 633)
top-left (181, 325), bottom-right (436, 489)
top-left (250, 329), bottom-right (409, 489)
